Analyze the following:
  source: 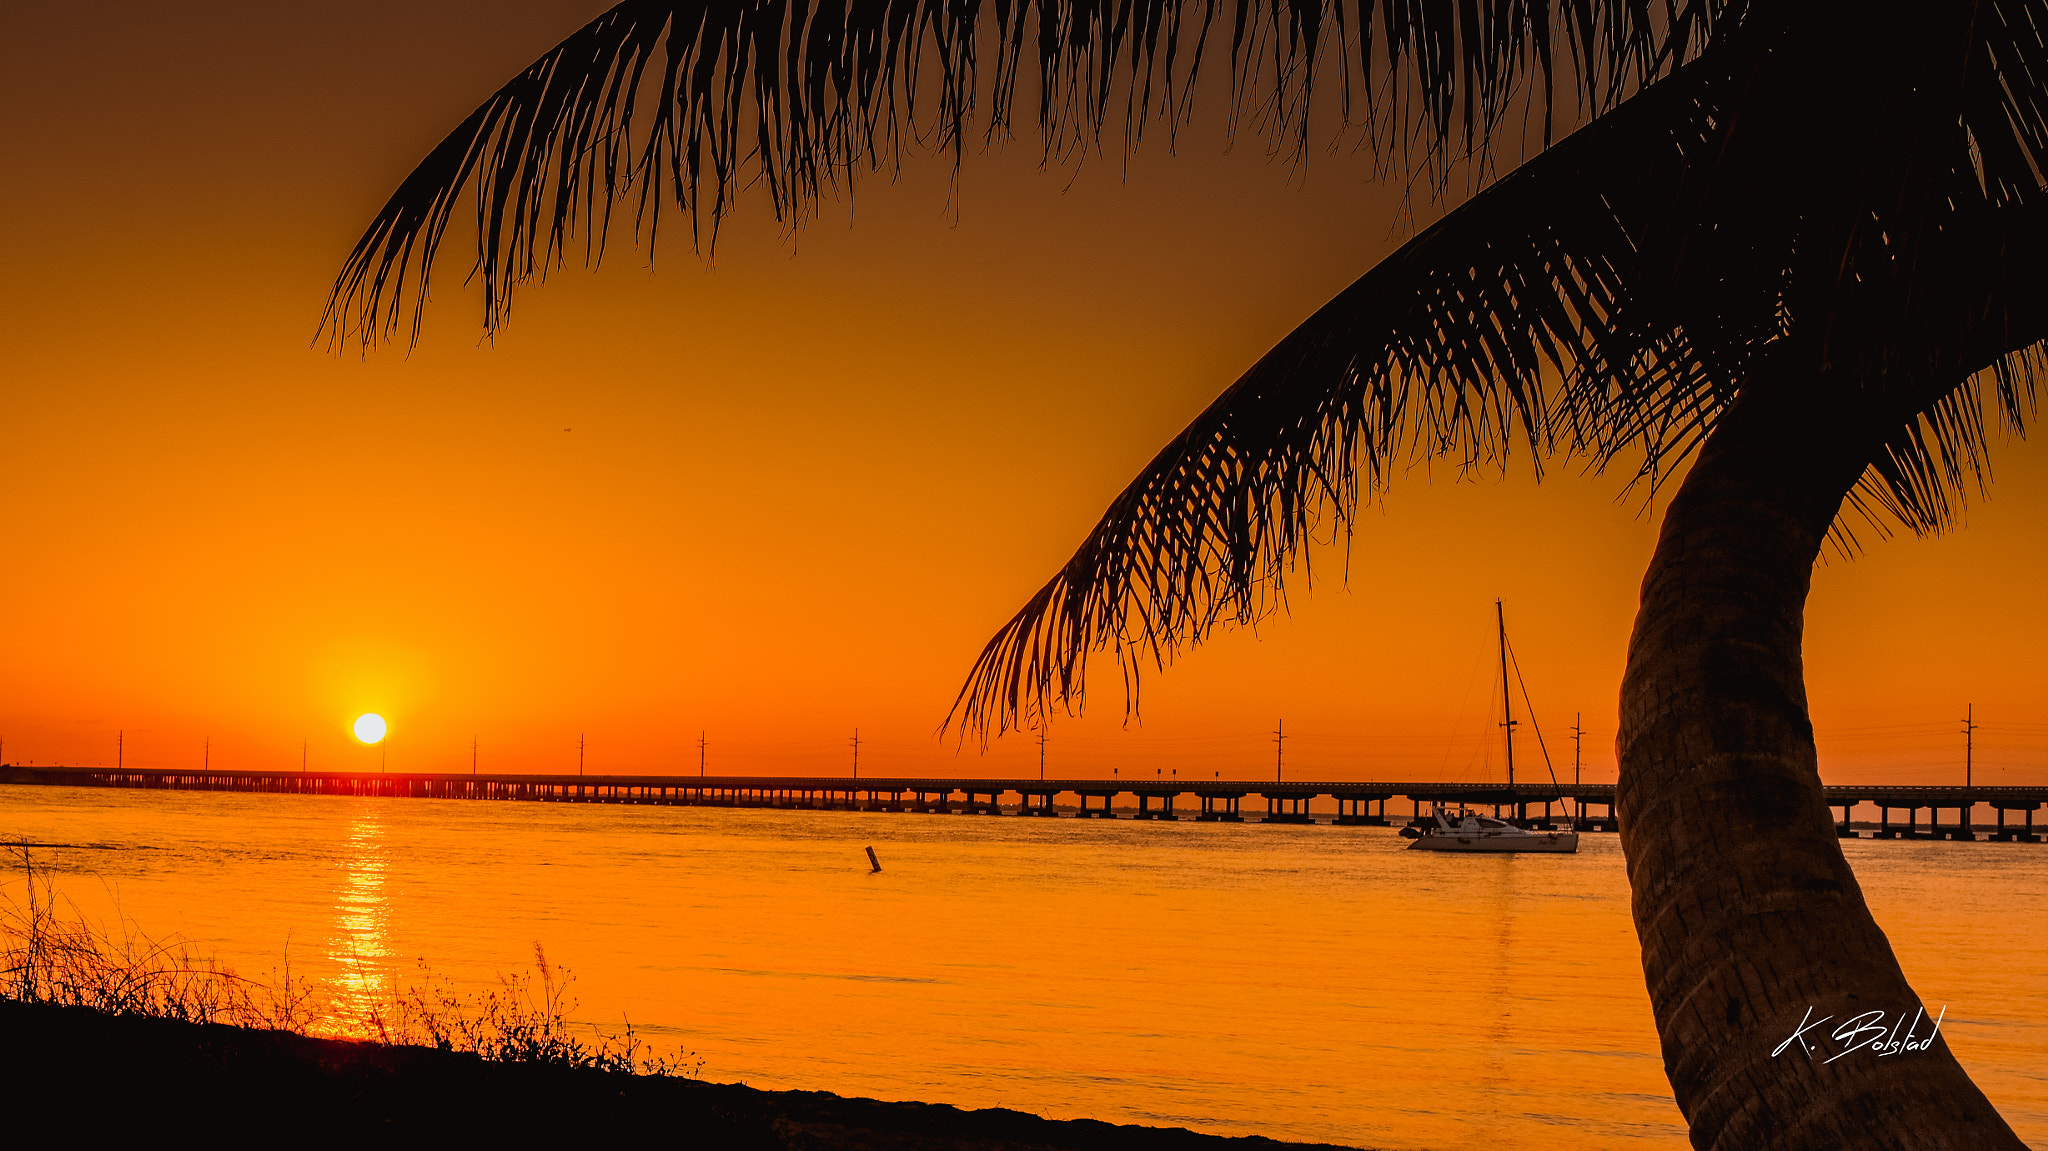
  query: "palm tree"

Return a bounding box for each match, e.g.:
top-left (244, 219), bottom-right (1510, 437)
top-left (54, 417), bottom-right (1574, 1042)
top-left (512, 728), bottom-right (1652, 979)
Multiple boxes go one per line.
top-left (325, 3), bottom-right (2041, 1146)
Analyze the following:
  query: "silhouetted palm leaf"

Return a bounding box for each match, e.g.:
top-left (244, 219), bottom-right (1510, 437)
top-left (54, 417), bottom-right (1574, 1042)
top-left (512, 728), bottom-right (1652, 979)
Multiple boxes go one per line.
top-left (323, 4), bottom-right (2048, 740)
top-left (322, 0), bottom-right (1728, 347)
top-left (948, 6), bottom-right (2048, 737)
top-left (946, 54), bottom-right (1722, 736)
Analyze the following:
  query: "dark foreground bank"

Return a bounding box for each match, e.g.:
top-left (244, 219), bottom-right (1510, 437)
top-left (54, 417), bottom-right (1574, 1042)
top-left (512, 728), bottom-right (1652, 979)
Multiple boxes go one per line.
top-left (0, 1001), bottom-right (1363, 1149)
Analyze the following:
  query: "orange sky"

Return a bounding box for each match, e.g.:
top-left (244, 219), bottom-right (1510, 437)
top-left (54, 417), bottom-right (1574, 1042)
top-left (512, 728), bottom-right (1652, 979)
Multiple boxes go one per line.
top-left (5, 3), bottom-right (2045, 786)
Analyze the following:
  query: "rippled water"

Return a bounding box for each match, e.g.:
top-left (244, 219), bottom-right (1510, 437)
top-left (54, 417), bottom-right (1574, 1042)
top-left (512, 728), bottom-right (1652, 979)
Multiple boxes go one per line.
top-left (3, 783), bottom-right (2043, 1149)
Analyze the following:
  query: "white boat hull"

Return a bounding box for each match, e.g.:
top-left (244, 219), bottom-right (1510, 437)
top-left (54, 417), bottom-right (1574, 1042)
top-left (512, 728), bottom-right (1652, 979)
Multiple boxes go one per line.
top-left (1407, 830), bottom-right (1580, 853)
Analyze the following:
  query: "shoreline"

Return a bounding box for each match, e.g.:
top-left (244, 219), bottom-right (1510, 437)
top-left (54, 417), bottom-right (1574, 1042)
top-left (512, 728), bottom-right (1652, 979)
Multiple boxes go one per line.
top-left (1, 1000), bottom-right (1367, 1149)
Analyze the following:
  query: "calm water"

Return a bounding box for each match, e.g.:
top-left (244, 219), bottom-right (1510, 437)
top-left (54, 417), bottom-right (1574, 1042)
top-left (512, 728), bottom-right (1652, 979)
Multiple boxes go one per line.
top-left (3, 783), bottom-right (2043, 1149)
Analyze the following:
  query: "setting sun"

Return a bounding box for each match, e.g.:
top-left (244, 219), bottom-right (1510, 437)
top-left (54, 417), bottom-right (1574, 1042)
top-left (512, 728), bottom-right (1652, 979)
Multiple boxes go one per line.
top-left (352, 713), bottom-right (387, 745)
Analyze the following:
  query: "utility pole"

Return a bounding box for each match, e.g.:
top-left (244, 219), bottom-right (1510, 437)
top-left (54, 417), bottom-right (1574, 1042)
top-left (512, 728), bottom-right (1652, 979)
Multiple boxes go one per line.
top-left (472, 737), bottom-right (478, 775)
top-left (1274, 720), bottom-right (1286, 782)
top-left (1566, 712), bottom-right (1586, 828)
top-left (699, 731), bottom-right (707, 778)
top-left (118, 730), bottom-right (124, 770)
top-left (1037, 726), bottom-right (1047, 782)
top-left (850, 728), bottom-right (861, 779)
top-left (1963, 704), bottom-right (1978, 789)
top-left (204, 737), bottom-right (210, 771)
top-left (1570, 714), bottom-right (1584, 786)
top-left (578, 734), bottom-right (585, 776)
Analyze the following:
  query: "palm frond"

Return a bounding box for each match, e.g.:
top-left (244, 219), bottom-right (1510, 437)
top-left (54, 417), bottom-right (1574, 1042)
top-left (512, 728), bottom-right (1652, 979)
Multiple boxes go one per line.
top-left (1853, 227), bottom-right (2048, 538)
top-left (322, 0), bottom-right (1732, 347)
top-left (944, 59), bottom-right (1735, 739)
top-left (947, 3), bottom-right (2048, 738)
top-left (1963, 0), bottom-right (2048, 209)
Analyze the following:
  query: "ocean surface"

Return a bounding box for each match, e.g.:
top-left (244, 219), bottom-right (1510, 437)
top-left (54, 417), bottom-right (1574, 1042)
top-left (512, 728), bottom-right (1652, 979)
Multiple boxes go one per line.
top-left (2, 783), bottom-right (2043, 1150)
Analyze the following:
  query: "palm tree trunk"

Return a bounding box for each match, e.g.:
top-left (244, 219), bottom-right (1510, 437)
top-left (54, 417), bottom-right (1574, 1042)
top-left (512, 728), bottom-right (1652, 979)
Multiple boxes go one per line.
top-left (1617, 378), bottom-right (2024, 1150)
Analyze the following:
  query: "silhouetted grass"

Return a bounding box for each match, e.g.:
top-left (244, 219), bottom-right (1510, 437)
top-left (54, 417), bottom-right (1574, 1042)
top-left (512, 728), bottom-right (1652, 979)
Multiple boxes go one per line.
top-left (370, 946), bottom-right (702, 1077)
top-left (0, 850), bottom-right (699, 1077)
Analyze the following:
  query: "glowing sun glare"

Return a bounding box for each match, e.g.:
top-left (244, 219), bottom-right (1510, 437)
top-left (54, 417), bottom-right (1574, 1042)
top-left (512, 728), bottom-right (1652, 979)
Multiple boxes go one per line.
top-left (353, 713), bottom-right (388, 744)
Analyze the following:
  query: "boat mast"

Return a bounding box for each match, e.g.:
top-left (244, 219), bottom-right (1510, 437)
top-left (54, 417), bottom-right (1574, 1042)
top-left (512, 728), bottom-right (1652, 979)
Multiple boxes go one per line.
top-left (1497, 599), bottom-right (1516, 789)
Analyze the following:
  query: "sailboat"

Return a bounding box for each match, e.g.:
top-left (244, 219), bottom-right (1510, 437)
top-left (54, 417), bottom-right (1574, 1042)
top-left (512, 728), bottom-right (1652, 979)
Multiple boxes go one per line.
top-left (1407, 601), bottom-right (1580, 854)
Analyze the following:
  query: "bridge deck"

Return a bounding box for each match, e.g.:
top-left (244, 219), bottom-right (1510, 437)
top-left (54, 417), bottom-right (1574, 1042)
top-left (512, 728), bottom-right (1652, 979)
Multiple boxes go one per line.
top-left (3, 766), bottom-right (2041, 839)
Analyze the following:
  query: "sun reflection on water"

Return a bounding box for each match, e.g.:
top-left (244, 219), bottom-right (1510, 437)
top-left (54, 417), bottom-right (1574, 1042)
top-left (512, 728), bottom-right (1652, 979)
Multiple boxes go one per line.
top-left (325, 809), bottom-right (394, 1031)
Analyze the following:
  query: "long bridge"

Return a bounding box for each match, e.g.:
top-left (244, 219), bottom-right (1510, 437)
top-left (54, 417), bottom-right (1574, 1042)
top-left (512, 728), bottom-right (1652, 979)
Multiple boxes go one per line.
top-left (3, 765), bottom-right (2043, 842)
